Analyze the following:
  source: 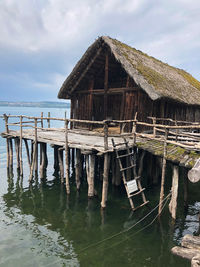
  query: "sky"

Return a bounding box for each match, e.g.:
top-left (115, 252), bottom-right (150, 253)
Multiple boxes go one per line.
top-left (0, 0), bottom-right (200, 102)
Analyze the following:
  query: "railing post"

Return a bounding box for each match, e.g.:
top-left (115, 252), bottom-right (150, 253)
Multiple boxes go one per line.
top-left (103, 120), bottom-right (108, 151)
top-left (132, 120), bottom-right (137, 145)
top-left (41, 112), bottom-right (43, 128)
top-left (19, 115), bottom-right (23, 176)
top-left (153, 117), bottom-right (157, 137)
top-left (158, 127), bottom-right (169, 215)
top-left (47, 112), bottom-right (50, 128)
top-left (65, 119), bottom-right (70, 194)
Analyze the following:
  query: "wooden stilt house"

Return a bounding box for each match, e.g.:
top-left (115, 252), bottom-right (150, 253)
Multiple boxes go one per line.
top-left (58, 36), bottom-right (200, 129)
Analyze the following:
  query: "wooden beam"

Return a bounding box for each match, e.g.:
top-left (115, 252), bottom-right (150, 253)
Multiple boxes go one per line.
top-left (104, 53), bottom-right (109, 119)
top-left (169, 165), bottom-right (179, 219)
top-left (76, 87), bottom-right (139, 95)
top-left (70, 46), bottom-right (103, 94)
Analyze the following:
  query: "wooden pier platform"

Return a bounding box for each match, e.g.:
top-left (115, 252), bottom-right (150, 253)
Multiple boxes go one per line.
top-left (1, 114), bottom-right (200, 218)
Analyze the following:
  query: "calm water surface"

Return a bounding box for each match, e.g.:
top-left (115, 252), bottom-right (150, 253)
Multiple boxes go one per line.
top-left (0, 106), bottom-right (199, 267)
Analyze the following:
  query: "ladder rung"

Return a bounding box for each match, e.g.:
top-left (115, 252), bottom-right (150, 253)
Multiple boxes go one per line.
top-left (117, 152), bottom-right (134, 159)
top-left (120, 164), bottom-right (136, 172)
top-left (129, 188), bottom-right (145, 197)
top-left (132, 201), bottom-right (149, 211)
top-left (113, 141), bottom-right (128, 147)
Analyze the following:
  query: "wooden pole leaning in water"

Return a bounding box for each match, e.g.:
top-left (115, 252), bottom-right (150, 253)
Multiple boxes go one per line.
top-left (58, 147), bottom-right (64, 183)
top-left (158, 128), bottom-right (169, 215)
top-left (86, 154), bottom-right (95, 197)
top-left (19, 116), bottom-right (23, 177)
top-left (65, 119), bottom-right (70, 194)
top-left (169, 165), bottom-right (179, 219)
top-left (14, 138), bottom-right (20, 170)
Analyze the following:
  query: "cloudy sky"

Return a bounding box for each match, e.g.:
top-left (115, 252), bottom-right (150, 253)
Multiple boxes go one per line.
top-left (0, 0), bottom-right (200, 102)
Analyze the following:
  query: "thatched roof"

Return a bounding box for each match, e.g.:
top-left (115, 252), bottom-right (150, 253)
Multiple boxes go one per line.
top-left (58, 36), bottom-right (200, 105)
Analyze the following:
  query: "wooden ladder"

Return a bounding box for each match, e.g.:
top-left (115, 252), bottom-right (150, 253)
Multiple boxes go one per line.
top-left (112, 138), bottom-right (149, 211)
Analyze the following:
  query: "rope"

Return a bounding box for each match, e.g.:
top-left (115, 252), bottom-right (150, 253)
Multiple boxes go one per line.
top-left (78, 192), bottom-right (172, 253)
top-left (102, 192), bottom-right (171, 251)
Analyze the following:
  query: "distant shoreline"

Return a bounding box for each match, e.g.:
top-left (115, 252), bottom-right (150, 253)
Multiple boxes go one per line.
top-left (0, 101), bottom-right (70, 109)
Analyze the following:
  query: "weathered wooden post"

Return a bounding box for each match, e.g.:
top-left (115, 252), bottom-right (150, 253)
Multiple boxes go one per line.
top-left (152, 117), bottom-right (157, 137)
top-left (14, 138), bottom-right (20, 170)
top-left (9, 138), bottom-right (13, 170)
top-left (58, 147), bottom-right (64, 183)
top-left (24, 139), bottom-right (31, 172)
top-left (65, 119), bottom-right (70, 194)
top-left (47, 112), bottom-right (50, 128)
top-left (158, 127), bottom-right (169, 215)
top-left (87, 154), bottom-right (95, 197)
top-left (41, 112), bottom-right (43, 128)
top-left (53, 145), bottom-right (59, 175)
top-left (29, 118), bottom-right (38, 181)
top-left (101, 120), bottom-right (110, 208)
top-left (4, 114), bottom-right (10, 169)
top-left (75, 148), bottom-right (81, 191)
top-left (19, 115), bottom-right (23, 177)
top-left (169, 165), bottom-right (179, 219)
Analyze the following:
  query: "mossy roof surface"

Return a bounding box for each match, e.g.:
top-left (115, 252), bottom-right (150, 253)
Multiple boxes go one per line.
top-left (58, 36), bottom-right (200, 105)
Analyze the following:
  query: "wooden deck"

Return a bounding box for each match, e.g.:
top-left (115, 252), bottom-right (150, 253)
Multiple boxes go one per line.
top-left (1, 127), bottom-right (200, 168)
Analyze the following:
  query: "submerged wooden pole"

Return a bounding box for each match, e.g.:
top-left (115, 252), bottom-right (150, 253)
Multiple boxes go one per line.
top-left (53, 145), bottom-right (59, 175)
top-left (169, 165), bottom-right (179, 219)
top-left (88, 154), bottom-right (95, 197)
top-left (14, 138), bottom-right (20, 170)
top-left (101, 153), bottom-right (110, 208)
top-left (58, 148), bottom-right (64, 183)
top-left (19, 116), bottom-right (23, 176)
top-left (24, 139), bottom-right (31, 172)
top-left (75, 148), bottom-right (81, 191)
top-left (29, 118), bottom-right (37, 181)
top-left (4, 115), bottom-right (10, 169)
top-left (39, 143), bottom-right (46, 179)
top-left (9, 138), bottom-right (13, 170)
top-left (158, 128), bottom-right (168, 215)
top-left (34, 118), bottom-right (38, 177)
top-left (65, 120), bottom-right (70, 194)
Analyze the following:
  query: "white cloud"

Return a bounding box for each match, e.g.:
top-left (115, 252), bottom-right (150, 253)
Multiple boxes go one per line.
top-left (0, 0), bottom-right (200, 100)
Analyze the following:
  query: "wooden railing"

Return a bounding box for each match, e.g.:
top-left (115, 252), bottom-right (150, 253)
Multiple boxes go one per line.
top-left (2, 113), bottom-right (200, 153)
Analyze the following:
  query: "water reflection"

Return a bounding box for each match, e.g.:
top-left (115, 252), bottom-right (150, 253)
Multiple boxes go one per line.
top-left (3, 176), bottom-right (199, 266)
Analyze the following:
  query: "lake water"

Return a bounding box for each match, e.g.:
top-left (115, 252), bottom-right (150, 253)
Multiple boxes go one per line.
top-left (0, 106), bottom-right (199, 267)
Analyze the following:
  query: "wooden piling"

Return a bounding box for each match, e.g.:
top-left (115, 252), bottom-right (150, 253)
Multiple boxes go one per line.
top-left (14, 138), bottom-right (20, 170)
top-left (169, 165), bottom-right (179, 219)
top-left (53, 145), bottom-right (59, 175)
top-left (158, 128), bottom-right (169, 215)
top-left (29, 118), bottom-right (38, 181)
top-left (24, 139), bottom-right (31, 171)
top-left (39, 143), bottom-right (46, 179)
top-left (101, 153), bottom-right (110, 208)
top-left (41, 112), bottom-right (44, 128)
top-left (19, 116), bottom-right (23, 176)
top-left (184, 173), bottom-right (189, 209)
top-left (75, 148), bottom-right (81, 190)
top-left (65, 119), bottom-right (70, 194)
top-left (88, 154), bottom-right (95, 197)
top-left (9, 138), bottom-right (13, 169)
top-left (58, 148), bottom-right (64, 183)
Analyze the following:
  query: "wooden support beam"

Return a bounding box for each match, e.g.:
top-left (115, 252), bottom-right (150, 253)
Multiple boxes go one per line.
top-left (65, 120), bottom-right (70, 194)
top-left (75, 148), bottom-right (81, 190)
top-left (19, 116), bottom-right (23, 177)
top-left (158, 128), bottom-right (169, 215)
top-left (14, 138), bottom-right (20, 170)
top-left (47, 112), bottom-right (50, 128)
top-left (70, 46), bottom-right (103, 94)
top-left (88, 154), bottom-right (95, 197)
top-left (101, 153), bottom-right (110, 208)
top-left (58, 148), bottom-right (64, 183)
top-left (24, 139), bottom-right (31, 172)
top-left (39, 143), bottom-right (45, 179)
top-left (104, 53), bottom-right (109, 119)
top-left (169, 165), bottom-right (179, 219)
top-left (53, 145), bottom-right (59, 175)
top-left (9, 138), bottom-right (13, 171)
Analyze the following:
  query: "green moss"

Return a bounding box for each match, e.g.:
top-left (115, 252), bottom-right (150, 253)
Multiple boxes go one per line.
top-left (111, 37), bottom-right (200, 92)
top-left (177, 69), bottom-right (200, 91)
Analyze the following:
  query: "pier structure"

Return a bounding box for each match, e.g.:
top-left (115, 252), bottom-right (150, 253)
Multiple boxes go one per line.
top-left (1, 113), bottom-right (200, 219)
